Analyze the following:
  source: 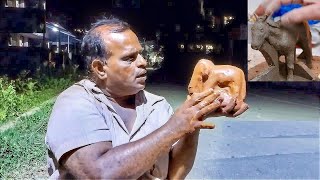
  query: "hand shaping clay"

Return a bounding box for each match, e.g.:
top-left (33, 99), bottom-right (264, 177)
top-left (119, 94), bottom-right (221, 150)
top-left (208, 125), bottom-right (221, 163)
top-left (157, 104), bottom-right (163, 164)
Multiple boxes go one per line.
top-left (251, 15), bottom-right (312, 81)
top-left (188, 59), bottom-right (247, 113)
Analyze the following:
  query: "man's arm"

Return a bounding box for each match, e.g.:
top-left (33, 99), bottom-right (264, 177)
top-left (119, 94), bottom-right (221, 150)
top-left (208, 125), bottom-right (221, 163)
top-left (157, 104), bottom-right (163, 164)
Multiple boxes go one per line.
top-left (167, 130), bottom-right (201, 179)
top-left (62, 123), bottom-right (184, 179)
top-left (60, 89), bottom-right (220, 179)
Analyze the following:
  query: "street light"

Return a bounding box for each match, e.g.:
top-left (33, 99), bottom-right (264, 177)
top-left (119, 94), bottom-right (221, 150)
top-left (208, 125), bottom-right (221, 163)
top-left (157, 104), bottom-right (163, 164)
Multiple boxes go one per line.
top-left (52, 27), bottom-right (58, 32)
top-left (51, 27), bottom-right (61, 53)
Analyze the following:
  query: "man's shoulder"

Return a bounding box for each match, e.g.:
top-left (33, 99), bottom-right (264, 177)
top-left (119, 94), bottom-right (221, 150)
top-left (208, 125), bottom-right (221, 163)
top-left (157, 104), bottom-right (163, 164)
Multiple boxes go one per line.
top-left (56, 79), bottom-right (94, 103)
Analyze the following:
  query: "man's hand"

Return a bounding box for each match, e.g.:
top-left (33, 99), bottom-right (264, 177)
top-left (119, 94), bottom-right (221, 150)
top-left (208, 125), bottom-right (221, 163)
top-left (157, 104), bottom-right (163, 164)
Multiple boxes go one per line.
top-left (169, 88), bottom-right (222, 134)
top-left (167, 88), bottom-right (248, 179)
top-left (255, 0), bottom-right (320, 25)
top-left (186, 88), bottom-right (249, 118)
top-left (205, 92), bottom-right (249, 118)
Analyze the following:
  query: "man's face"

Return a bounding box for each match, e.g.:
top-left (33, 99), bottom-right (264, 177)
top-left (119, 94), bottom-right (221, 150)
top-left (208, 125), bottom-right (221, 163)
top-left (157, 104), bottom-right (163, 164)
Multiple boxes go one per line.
top-left (100, 27), bottom-right (147, 97)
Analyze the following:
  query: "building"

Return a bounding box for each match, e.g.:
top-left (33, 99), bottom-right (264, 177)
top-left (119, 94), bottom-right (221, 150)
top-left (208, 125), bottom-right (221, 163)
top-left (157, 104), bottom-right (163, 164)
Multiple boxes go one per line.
top-left (0, 0), bottom-right (81, 77)
top-left (0, 0), bottom-right (46, 32)
top-left (0, 0), bottom-right (46, 76)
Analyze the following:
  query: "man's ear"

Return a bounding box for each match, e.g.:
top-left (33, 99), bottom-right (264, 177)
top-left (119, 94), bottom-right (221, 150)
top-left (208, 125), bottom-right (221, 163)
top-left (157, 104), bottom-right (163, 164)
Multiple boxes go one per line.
top-left (91, 59), bottom-right (107, 80)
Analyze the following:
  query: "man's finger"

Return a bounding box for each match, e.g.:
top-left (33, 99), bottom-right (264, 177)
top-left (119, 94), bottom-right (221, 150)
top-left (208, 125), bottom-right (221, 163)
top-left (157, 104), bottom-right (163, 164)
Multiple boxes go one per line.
top-left (195, 91), bottom-right (221, 110)
top-left (194, 99), bottom-right (221, 120)
top-left (255, 4), bottom-right (267, 16)
top-left (185, 88), bottom-right (215, 107)
top-left (232, 103), bottom-right (249, 117)
top-left (254, 0), bottom-right (276, 15)
top-left (192, 121), bottom-right (215, 129)
top-left (232, 100), bottom-right (243, 112)
top-left (221, 97), bottom-right (236, 114)
top-left (281, 3), bottom-right (320, 24)
top-left (254, 0), bottom-right (304, 16)
top-left (265, 0), bottom-right (304, 15)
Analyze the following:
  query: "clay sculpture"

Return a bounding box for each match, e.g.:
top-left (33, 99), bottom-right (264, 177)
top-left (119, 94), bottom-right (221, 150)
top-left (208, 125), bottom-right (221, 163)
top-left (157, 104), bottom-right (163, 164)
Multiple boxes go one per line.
top-left (188, 59), bottom-right (247, 116)
top-left (251, 15), bottom-right (312, 81)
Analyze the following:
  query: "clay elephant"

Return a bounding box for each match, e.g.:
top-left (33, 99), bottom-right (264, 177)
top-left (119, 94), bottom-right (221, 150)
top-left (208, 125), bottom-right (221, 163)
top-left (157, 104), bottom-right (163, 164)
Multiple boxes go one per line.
top-left (188, 59), bottom-right (248, 116)
top-left (251, 15), bottom-right (312, 81)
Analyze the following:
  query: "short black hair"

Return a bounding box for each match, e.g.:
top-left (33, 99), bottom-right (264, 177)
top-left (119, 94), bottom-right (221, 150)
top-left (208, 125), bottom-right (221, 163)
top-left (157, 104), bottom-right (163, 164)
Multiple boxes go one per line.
top-left (81, 16), bottom-right (130, 69)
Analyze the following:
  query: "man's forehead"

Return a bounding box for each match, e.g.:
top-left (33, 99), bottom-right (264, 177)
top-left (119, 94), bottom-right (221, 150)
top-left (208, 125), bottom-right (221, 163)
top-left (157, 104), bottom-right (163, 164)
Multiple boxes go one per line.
top-left (95, 26), bottom-right (142, 53)
top-left (94, 25), bottom-right (121, 33)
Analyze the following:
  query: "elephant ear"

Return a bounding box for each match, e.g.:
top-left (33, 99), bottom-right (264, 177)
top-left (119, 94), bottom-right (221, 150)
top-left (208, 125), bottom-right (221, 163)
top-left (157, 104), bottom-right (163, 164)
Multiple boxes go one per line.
top-left (266, 15), bottom-right (281, 28)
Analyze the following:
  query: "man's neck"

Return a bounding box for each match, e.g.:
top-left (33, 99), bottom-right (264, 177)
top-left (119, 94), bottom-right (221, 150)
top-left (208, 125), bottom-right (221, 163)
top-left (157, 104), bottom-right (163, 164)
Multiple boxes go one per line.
top-left (113, 95), bottom-right (136, 109)
top-left (94, 80), bottom-right (137, 109)
top-left (100, 88), bottom-right (136, 109)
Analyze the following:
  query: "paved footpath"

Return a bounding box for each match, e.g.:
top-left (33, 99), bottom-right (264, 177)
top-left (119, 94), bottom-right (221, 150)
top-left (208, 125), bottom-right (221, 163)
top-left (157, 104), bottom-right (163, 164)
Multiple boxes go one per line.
top-left (147, 84), bottom-right (320, 179)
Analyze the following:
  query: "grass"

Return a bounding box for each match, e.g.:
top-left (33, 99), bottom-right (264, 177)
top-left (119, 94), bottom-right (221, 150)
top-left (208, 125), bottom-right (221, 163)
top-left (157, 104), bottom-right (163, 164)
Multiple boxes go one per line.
top-left (0, 102), bottom-right (53, 179)
top-left (0, 78), bottom-right (74, 126)
top-left (17, 88), bottom-right (62, 115)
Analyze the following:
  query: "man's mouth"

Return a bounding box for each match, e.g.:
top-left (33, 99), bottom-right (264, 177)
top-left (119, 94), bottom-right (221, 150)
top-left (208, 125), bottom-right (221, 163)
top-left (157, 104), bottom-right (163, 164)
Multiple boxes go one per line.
top-left (136, 70), bottom-right (147, 78)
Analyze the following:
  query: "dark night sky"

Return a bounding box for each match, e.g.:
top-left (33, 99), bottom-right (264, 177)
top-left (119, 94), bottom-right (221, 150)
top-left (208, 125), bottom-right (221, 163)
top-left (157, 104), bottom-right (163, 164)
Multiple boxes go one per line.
top-left (47, 0), bottom-right (247, 30)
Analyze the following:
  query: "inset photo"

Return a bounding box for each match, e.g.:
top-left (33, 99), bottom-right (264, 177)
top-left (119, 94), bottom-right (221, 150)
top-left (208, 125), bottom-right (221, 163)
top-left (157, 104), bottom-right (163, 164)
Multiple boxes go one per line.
top-left (248, 0), bottom-right (320, 81)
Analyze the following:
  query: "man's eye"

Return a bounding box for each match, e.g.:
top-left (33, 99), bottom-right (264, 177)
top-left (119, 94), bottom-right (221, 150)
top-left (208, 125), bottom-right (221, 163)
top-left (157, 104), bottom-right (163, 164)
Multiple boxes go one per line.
top-left (124, 57), bottom-right (134, 63)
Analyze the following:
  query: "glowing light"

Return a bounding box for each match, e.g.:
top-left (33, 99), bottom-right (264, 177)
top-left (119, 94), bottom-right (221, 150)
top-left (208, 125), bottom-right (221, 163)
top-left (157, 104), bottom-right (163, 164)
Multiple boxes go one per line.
top-left (206, 44), bottom-right (213, 50)
top-left (224, 16), bottom-right (234, 25)
top-left (52, 27), bottom-right (58, 32)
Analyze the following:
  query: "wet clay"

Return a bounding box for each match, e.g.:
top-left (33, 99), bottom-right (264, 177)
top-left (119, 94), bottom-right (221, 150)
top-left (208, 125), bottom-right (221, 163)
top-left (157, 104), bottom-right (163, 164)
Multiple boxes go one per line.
top-left (251, 15), bottom-right (312, 81)
top-left (188, 59), bottom-right (246, 106)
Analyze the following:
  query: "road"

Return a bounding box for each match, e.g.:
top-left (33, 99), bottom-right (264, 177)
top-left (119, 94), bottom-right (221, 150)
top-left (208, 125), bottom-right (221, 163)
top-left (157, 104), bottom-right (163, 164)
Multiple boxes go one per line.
top-left (146, 83), bottom-right (320, 179)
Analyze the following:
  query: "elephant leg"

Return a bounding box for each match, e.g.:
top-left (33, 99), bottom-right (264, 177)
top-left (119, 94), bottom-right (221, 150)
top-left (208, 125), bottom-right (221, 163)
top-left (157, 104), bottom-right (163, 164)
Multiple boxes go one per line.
top-left (285, 52), bottom-right (295, 81)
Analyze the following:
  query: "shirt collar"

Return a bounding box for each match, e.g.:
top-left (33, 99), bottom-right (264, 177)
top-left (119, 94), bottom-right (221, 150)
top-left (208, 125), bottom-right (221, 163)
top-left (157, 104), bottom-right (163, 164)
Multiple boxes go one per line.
top-left (76, 79), bottom-right (165, 136)
top-left (77, 79), bottom-right (164, 109)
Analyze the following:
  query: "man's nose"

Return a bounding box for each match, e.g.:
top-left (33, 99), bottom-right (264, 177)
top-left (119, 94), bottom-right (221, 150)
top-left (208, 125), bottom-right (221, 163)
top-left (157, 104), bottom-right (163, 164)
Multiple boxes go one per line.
top-left (136, 54), bottom-right (147, 68)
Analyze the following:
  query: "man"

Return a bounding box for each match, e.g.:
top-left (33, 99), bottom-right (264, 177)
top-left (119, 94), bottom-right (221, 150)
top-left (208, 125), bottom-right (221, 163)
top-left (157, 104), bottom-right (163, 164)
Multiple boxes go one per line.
top-left (45, 17), bottom-right (248, 179)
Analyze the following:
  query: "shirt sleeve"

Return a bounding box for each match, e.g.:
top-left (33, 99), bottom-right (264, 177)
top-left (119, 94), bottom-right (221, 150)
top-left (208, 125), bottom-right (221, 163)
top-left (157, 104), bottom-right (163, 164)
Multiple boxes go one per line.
top-left (45, 86), bottom-right (112, 162)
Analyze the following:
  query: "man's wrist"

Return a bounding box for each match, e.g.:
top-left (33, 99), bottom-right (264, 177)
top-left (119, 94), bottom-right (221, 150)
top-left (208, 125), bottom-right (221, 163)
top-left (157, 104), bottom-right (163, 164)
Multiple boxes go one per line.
top-left (173, 129), bottom-right (200, 148)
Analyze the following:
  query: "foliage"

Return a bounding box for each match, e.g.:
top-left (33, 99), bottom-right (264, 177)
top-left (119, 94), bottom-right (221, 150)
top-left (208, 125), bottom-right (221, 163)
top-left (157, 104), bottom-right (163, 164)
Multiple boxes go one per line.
top-left (0, 77), bottom-right (20, 121)
top-left (0, 71), bottom-right (77, 124)
top-left (0, 56), bottom-right (82, 178)
top-left (0, 103), bottom-right (53, 179)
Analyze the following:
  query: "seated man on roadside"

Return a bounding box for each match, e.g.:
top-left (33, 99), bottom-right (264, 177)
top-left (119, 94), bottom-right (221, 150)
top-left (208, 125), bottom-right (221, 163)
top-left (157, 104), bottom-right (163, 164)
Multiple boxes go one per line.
top-left (45, 17), bottom-right (248, 179)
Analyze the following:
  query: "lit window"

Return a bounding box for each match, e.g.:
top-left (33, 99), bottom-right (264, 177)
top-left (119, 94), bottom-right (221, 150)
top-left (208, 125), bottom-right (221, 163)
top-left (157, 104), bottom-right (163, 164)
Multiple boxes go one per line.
top-left (19, 36), bottom-right (24, 47)
top-left (175, 24), bottom-right (180, 32)
top-left (19, 0), bottom-right (24, 8)
top-left (8, 35), bottom-right (12, 46)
